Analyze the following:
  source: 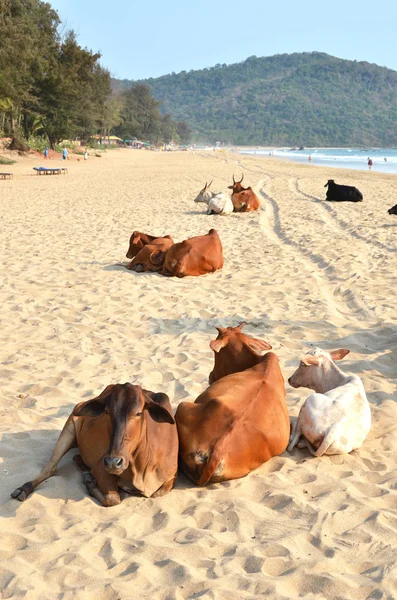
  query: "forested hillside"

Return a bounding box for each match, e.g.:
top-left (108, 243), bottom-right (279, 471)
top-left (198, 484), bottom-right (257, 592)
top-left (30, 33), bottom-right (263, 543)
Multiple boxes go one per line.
top-left (0, 0), bottom-right (188, 149)
top-left (114, 52), bottom-right (397, 146)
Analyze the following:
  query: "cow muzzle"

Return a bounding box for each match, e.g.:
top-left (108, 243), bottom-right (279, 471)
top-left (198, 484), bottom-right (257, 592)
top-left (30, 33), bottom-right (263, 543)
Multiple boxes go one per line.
top-left (103, 456), bottom-right (126, 474)
top-left (288, 376), bottom-right (298, 388)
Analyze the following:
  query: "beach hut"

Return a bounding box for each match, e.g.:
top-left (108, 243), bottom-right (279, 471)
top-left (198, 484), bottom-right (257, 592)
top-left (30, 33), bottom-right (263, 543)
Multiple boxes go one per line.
top-left (89, 135), bottom-right (124, 146)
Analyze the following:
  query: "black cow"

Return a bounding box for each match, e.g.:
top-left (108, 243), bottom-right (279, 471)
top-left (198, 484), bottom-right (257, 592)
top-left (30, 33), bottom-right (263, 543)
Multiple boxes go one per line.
top-left (324, 180), bottom-right (363, 202)
top-left (387, 204), bottom-right (397, 215)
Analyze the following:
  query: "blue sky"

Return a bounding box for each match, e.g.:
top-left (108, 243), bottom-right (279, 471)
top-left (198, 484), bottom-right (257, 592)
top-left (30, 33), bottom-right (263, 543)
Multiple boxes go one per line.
top-left (49, 0), bottom-right (395, 80)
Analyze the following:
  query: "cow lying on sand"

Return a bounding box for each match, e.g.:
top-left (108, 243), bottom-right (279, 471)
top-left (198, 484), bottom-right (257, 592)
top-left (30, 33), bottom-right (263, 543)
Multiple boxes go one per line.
top-left (208, 322), bottom-right (272, 384)
top-left (288, 348), bottom-right (371, 456)
top-left (388, 204), bottom-right (397, 215)
top-left (175, 326), bottom-right (289, 485)
top-left (11, 384), bottom-right (178, 505)
top-left (228, 174), bottom-right (260, 212)
top-left (324, 180), bottom-right (363, 202)
top-left (126, 236), bottom-right (174, 272)
top-left (194, 181), bottom-right (234, 215)
top-left (160, 228), bottom-right (223, 277)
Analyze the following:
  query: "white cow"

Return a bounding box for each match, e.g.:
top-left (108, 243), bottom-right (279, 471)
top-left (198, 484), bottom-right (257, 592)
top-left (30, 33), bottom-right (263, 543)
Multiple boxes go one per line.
top-left (194, 181), bottom-right (234, 215)
top-left (288, 347), bottom-right (371, 456)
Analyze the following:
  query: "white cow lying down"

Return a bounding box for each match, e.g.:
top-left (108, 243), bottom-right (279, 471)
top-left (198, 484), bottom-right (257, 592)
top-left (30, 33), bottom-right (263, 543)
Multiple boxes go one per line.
top-left (194, 181), bottom-right (234, 215)
top-left (288, 347), bottom-right (371, 456)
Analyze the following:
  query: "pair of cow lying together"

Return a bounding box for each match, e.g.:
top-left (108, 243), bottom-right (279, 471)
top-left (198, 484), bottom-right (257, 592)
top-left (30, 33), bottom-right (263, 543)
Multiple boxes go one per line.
top-left (194, 174), bottom-right (260, 215)
top-left (124, 228), bottom-right (223, 277)
top-left (11, 324), bottom-right (371, 507)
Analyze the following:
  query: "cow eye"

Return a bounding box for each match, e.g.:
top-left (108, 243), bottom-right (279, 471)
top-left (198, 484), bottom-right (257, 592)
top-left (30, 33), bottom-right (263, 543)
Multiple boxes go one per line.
top-left (135, 411), bottom-right (142, 417)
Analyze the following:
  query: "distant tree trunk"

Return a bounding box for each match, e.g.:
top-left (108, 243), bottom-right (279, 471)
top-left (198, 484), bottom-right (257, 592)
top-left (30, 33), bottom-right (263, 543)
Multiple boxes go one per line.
top-left (23, 112), bottom-right (29, 140)
top-left (10, 109), bottom-right (16, 137)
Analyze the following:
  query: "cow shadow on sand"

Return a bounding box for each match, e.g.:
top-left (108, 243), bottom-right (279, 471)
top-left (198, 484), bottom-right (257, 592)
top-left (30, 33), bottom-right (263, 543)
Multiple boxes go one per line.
top-left (0, 427), bottom-right (325, 516)
top-left (0, 428), bottom-right (201, 514)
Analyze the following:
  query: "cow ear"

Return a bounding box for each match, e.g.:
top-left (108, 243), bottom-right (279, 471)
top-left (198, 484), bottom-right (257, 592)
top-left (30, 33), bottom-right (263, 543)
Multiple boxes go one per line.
top-left (301, 356), bottom-right (321, 366)
top-left (227, 184), bottom-right (234, 189)
top-left (210, 337), bottom-right (228, 353)
top-left (144, 397), bottom-right (175, 424)
top-left (243, 337), bottom-right (272, 354)
top-left (73, 384), bottom-right (115, 417)
top-left (150, 250), bottom-right (166, 265)
top-left (236, 321), bottom-right (247, 331)
top-left (330, 349), bottom-right (350, 361)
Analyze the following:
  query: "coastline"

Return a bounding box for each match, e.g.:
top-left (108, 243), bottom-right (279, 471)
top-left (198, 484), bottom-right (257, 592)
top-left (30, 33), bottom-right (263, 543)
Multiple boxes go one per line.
top-left (236, 146), bottom-right (397, 173)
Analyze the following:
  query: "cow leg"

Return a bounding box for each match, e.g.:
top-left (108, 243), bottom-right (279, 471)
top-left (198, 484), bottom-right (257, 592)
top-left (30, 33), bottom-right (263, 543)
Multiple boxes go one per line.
top-left (296, 437), bottom-right (318, 456)
top-left (73, 453), bottom-right (90, 472)
top-left (72, 454), bottom-right (107, 503)
top-left (313, 426), bottom-right (338, 457)
top-left (73, 456), bottom-right (118, 506)
top-left (151, 475), bottom-right (177, 498)
top-left (90, 464), bottom-right (121, 507)
top-left (10, 415), bottom-right (77, 501)
top-left (287, 418), bottom-right (302, 452)
top-left (124, 262), bottom-right (134, 269)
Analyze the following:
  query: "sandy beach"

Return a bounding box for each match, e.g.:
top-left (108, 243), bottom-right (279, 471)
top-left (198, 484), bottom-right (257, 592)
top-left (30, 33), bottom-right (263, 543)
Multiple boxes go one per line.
top-left (0, 148), bottom-right (396, 599)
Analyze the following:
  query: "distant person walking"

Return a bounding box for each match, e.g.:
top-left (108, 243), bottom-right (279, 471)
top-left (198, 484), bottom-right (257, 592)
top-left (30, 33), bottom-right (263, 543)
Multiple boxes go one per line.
top-left (43, 147), bottom-right (49, 159)
top-left (84, 149), bottom-right (88, 160)
top-left (368, 157), bottom-right (373, 170)
top-left (62, 147), bottom-right (68, 161)
top-left (308, 154), bottom-right (312, 163)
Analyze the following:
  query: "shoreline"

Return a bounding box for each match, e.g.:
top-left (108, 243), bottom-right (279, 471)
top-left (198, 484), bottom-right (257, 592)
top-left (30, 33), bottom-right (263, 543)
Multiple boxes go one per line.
top-left (235, 147), bottom-right (397, 174)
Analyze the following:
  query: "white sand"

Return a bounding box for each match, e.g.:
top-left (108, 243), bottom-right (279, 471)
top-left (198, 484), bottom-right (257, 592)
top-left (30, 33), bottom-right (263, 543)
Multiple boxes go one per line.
top-left (0, 149), bottom-right (396, 599)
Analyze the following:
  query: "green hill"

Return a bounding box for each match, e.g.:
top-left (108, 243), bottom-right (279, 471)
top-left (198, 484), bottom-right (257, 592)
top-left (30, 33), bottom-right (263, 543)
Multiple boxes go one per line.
top-left (112, 52), bottom-right (397, 146)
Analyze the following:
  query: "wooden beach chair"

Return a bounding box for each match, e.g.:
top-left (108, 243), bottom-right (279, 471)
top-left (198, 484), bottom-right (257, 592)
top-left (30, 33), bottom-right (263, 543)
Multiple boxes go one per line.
top-left (33, 167), bottom-right (63, 175)
top-left (0, 172), bottom-right (13, 179)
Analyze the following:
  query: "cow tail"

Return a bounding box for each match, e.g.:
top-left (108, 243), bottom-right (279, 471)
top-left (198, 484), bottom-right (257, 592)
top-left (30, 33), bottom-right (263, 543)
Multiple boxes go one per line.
top-left (197, 443), bottom-right (224, 486)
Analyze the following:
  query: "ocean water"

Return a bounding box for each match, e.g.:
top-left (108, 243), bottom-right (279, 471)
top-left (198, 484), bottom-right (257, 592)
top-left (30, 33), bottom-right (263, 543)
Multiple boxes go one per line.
top-left (240, 147), bottom-right (397, 173)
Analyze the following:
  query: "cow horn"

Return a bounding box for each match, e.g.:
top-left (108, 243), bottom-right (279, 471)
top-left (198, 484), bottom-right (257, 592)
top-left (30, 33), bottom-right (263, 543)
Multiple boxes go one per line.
top-left (236, 321), bottom-right (247, 330)
top-left (232, 174), bottom-right (236, 184)
top-left (208, 180), bottom-right (213, 188)
top-left (239, 173), bottom-right (244, 183)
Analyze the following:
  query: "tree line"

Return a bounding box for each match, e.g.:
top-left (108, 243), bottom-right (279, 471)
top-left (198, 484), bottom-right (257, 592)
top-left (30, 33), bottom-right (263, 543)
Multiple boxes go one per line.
top-left (0, 0), bottom-right (190, 150)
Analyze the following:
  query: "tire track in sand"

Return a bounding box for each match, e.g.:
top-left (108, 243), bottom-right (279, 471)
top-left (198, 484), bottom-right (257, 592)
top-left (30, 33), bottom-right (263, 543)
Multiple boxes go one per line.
top-left (257, 179), bottom-right (372, 323)
top-left (294, 178), bottom-right (396, 254)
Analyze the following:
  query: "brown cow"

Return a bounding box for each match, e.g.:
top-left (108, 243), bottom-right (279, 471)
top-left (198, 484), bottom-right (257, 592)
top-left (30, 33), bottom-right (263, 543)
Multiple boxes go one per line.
top-left (126, 231), bottom-right (169, 259)
top-left (126, 236), bottom-right (174, 272)
top-left (228, 174), bottom-right (260, 212)
top-left (175, 352), bottom-right (289, 486)
top-left (11, 384), bottom-right (178, 506)
top-left (160, 228), bottom-right (223, 277)
top-left (209, 322), bottom-right (272, 384)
